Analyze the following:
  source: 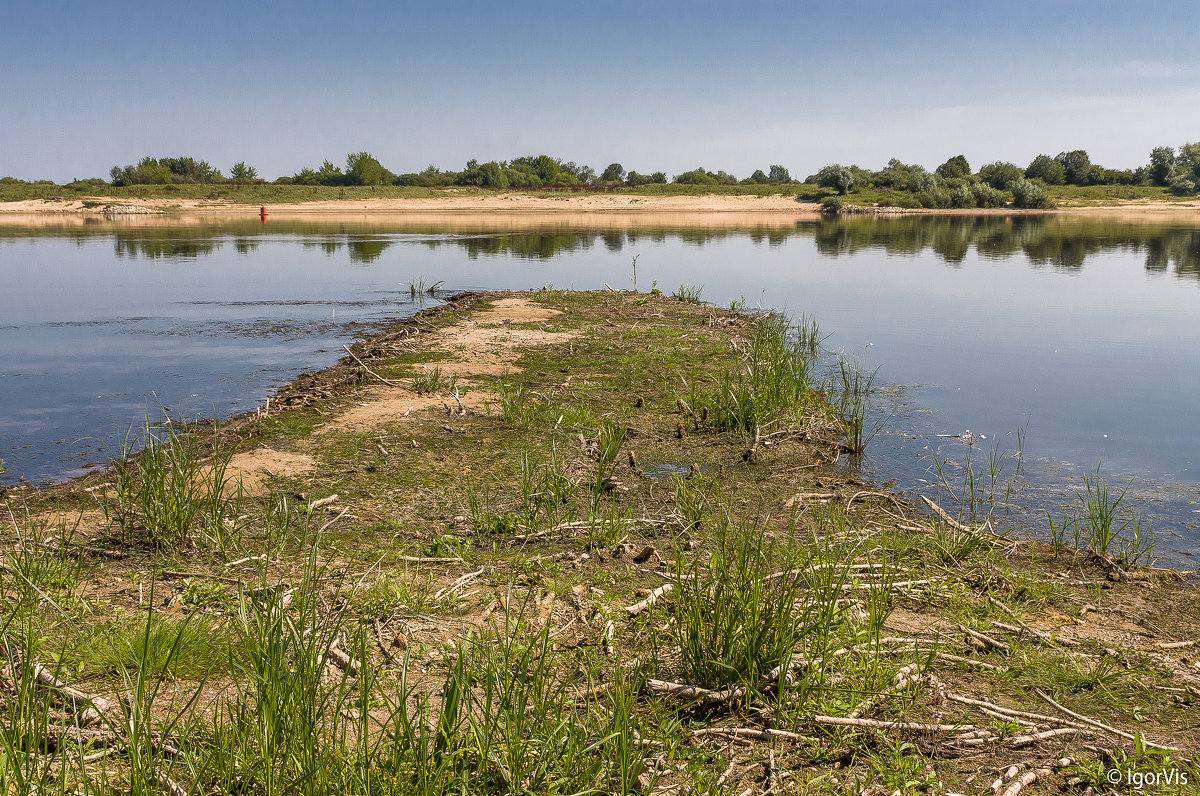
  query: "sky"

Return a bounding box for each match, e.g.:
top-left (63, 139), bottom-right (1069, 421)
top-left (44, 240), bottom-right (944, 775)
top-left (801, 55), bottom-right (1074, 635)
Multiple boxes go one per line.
top-left (3, 0), bottom-right (1200, 183)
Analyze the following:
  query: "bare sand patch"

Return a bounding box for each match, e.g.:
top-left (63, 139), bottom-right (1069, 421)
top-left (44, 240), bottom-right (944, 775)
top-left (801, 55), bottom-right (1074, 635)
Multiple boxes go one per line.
top-left (323, 297), bottom-right (576, 432)
top-left (224, 448), bottom-right (316, 496)
top-left (322, 388), bottom-right (489, 433)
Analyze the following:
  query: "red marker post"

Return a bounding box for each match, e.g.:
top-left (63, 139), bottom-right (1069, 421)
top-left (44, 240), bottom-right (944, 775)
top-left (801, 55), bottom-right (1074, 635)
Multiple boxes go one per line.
top-left (259, 205), bottom-right (268, 222)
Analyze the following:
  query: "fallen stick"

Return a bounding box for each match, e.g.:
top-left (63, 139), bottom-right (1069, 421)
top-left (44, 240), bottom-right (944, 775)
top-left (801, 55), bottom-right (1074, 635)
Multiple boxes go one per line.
top-left (998, 757), bottom-right (1073, 796)
top-left (946, 694), bottom-right (1087, 730)
top-left (810, 714), bottom-right (973, 733)
top-left (1006, 727), bottom-right (1079, 747)
top-left (395, 555), bottom-right (462, 564)
top-left (849, 662), bottom-right (923, 719)
top-left (1033, 689), bottom-right (1179, 752)
top-left (1154, 639), bottom-right (1198, 650)
top-left (958, 624), bottom-right (1011, 654)
top-left (646, 679), bottom-right (745, 707)
top-left (921, 495), bottom-right (976, 533)
top-left (433, 568), bottom-right (484, 601)
top-left (692, 727), bottom-right (806, 742)
top-left (342, 344), bottom-right (403, 386)
top-left (624, 583), bottom-right (674, 616)
top-left (988, 619), bottom-right (1078, 648)
top-left (324, 639), bottom-right (359, 676)
top-left (308, 493), bottom-right (339, 511)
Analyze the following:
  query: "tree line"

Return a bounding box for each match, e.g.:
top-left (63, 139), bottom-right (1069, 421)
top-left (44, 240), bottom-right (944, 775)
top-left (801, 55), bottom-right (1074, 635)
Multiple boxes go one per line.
top-left (4, 145), bottom-right (1198, 206)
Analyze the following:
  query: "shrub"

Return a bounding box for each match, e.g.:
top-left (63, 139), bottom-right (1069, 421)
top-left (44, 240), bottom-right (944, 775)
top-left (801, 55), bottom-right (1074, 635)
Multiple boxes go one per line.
top-left (978, 161), bottom-right (1024, 190)
top-left (674, 169), bottom-right (719, 185)
top-left (915, 188), bottom-right (952, 208)
top-left (936, 154), bottom-right (971, 179)
top-left (972, 182), bottom-right (1006, 208)
top-left (949, 183), bottom-right (976, 208)
top-left (906, 170), bottom-right (937, 193)
top-left (1010, 178), bottom-right (1055, 209)
top-left (816, 164), bottom-right (854, 194)
top-left (1025, 154), bottom-right (1065, 185)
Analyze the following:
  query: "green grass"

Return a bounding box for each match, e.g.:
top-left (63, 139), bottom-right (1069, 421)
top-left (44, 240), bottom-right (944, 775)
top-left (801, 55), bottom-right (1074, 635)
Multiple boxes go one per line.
top-left (104, 415), bottom-right (244, 551)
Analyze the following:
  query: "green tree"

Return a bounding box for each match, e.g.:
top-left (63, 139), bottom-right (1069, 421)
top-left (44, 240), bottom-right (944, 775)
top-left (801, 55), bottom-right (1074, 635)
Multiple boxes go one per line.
top-left (345, 152), bottom-right (385, 186)
top-left (1149, 146), bottom-right (1176, 186)
top-left (978, 161), bottom-right (1024, 190)
top-left (1054, 150), bottom-right (1092, 184)
top-left (674, 168), bottom-right (719, 185)
top-left (816, 164), bottom-right (854, 194)
top-left (767, 164), bottom-right (792, 183)
top-left (1010, 178), bottom-right (1054, 209)
top-left (746, 169), bottom-right (769, 184)
top-left (600, 162), bottom-right (626, 183)
top-left (229, 161), bottom-right (259, 181)
top-left (1025, 155), bottom-right (1065, 185)
top-left (935, 154), bottom-right (971, 179)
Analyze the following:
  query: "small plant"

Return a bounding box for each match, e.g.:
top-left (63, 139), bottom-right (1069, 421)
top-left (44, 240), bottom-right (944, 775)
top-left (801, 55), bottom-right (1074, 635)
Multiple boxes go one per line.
top-left (833, 354), bottom-right (880, 455)
top-left (693, 312), bottom-right (818, 434)
top-left (104, 415), bottom-right (241, 550)
top-left (673, 284), bottom-right (704, 303)
top-left (672, 515), bottom-right (824, 691)
top-left (410, 366), bottom-right (455, 394)
top-left (406, 275), bottom-right (445, 299)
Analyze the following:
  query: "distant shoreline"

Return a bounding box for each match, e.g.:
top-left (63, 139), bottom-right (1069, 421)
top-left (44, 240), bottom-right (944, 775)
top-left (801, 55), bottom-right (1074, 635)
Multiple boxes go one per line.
top-left (2, 192), bottom-right (1198, 217)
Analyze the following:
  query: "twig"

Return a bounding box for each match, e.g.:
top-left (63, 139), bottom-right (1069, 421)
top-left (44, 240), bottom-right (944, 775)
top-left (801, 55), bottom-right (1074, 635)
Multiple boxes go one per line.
top-left (646, 679), bottom-right (745, 707)
top-left (958, 624), bottom-right (1011, 654)
top-left (998, 757), bottom-right (1073, 796)
top-left (692, 727), bottom-right (806, 742)
top-left (809, 715), bottom-right (973, 733)
top-left (308, 493), bottom-right (339, 511)
top-left (921, 495), bottom-right (976, 533)
top-left (624, 583), bottom-right (674, 616)
top-left (433, 568), bottom-right (484, 601)
top-left (1033, 689), bottom-right (1179, 751)
top-left (395, 555), bottom-right (463, 564)
top-left (342, 344), bottom-right (402, 386)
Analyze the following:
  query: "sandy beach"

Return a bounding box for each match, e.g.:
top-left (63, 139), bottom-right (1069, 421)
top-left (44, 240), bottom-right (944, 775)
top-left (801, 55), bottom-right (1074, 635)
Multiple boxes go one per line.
top-left (3, 191), bottom-right (1197, 217)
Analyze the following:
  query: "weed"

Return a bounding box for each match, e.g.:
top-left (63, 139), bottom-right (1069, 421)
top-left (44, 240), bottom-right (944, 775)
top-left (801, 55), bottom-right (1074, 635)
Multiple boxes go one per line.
top-left (833, 354), bottom-right (880, 455)
top-left (672, 514), bottom-right (831, 692)
top-left (693, 313), bottom-right (817, 434)
top-left (410, 366), bottom-right (455, 394)
top-left (104, 415), bottom-right (242, 550)
top-left (673, 284), bottom-right (704, 303)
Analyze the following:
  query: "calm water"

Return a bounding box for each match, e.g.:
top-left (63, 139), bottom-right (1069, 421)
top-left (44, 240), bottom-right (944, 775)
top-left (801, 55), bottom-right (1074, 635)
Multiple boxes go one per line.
top-left (2, 213), bottom-right (1198, 560)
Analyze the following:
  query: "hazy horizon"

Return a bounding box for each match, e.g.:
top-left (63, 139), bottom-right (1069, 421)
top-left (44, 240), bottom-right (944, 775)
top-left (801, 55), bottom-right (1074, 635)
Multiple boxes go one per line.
top-left (4, 0), bottom-right (1199, 183)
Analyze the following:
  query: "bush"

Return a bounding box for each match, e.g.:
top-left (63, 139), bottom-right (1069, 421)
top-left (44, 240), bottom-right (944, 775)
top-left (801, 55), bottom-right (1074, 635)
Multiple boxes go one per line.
top-left (950, 183), bottom-right (976, 208)
top-left (674, 169), bottom-right (719, 185)
top-left (972, 182), bottom-right (1007, 208)
top-left (936, 154), bottom-right (971, 179)
top-left (1010, 179), bottom-right (1055, 209)
top-left (978, 161), bottom-right (1024, 190)
top-left (906, 170), bottom-right (937, 193)
top-left (815, 164), bottom-right (854, 194)
top-left (1025, 155), bottom-right (1065, 185)
top-left (915, 188), bottom-right (952, 208)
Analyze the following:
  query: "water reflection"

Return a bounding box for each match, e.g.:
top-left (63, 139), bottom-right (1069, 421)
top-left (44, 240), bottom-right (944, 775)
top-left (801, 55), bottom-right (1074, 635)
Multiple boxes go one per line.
top-left (5, 214), bottom-right (1195, 279)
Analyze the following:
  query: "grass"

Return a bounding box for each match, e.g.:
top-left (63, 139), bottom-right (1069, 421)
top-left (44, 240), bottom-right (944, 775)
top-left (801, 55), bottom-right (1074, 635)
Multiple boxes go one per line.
top-left (4, 289), bottom-right (1197, 794)
top-left (104, 415), bottom-right (243, 551)
top-left (690, 312), bottom-right (819, 436)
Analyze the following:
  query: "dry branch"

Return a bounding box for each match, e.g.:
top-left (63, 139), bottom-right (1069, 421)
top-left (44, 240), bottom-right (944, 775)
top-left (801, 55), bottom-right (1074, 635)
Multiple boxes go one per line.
top-left (624, 583), bottom-right (673, 616)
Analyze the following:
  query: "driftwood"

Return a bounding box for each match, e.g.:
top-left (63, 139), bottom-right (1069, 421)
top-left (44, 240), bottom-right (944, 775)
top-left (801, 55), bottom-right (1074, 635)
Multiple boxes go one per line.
top-left (624, 584), bottom-right (673, 616)
top-left (308, 493), bottom-right (339, 511)
top-left (1033, 688), bottom-right (1179, 751)
top-left (996, 757), bottom-right (1073, 796)
top-left (341, 344), bottom-right (402, 387)
top-left (921, 495), bottom-right (977, 533)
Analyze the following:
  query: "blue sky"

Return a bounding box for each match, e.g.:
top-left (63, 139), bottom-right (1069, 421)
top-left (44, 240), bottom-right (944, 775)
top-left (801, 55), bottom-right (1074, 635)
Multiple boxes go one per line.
top-left (3, 0), bottom-right (1199, 182)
